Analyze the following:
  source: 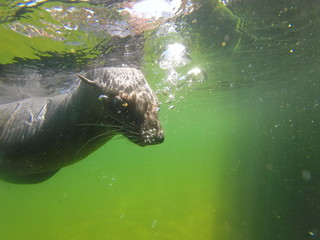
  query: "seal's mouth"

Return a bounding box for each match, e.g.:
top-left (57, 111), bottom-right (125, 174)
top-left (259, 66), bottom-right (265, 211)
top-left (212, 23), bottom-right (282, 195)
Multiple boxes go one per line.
top-left (139, 128), bottom-right (165, 146)
top-left (121, 127), bottom-right (164, 147)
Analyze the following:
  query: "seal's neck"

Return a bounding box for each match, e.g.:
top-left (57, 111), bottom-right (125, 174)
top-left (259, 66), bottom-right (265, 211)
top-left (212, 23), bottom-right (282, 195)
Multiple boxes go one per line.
top-left (61, 81), bottom-right (103, 124)
top-left (47, 81), bottom-right (114, 161)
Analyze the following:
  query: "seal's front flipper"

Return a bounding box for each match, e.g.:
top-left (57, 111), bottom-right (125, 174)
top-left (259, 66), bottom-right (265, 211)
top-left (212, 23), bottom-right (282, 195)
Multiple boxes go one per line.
top-left (0, 169), bottom-right (60, 184)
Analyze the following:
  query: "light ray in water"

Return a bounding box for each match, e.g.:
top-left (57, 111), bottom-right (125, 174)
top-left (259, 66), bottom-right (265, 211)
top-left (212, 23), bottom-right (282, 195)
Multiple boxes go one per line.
top-left (122, 0), bottom-right (182, 20)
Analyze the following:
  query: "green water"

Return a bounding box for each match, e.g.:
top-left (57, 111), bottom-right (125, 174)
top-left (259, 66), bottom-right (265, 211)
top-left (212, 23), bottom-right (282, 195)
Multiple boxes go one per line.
top-left (1, 0), bottom-right (320, 239)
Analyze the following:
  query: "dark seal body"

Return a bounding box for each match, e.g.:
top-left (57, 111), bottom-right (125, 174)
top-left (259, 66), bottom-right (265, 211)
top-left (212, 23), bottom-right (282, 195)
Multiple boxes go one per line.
top-left (0, 67), bottom-right (164, 184)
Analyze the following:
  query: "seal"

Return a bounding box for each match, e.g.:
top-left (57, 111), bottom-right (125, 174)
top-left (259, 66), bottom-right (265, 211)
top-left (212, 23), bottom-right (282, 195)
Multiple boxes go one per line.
top-left (0, 67), bottom-right (164, 184)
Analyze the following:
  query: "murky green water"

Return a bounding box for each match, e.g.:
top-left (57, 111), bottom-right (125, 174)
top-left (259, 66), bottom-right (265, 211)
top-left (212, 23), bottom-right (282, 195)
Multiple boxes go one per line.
top-left (1, 0), bottom-right (320, 239)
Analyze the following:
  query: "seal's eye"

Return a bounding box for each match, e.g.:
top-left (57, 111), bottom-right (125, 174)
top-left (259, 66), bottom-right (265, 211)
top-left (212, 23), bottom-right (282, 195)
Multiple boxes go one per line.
top-left (112, 96), bottom-right (128, 109)
top-left (98, 95), bottom-right (108, 102)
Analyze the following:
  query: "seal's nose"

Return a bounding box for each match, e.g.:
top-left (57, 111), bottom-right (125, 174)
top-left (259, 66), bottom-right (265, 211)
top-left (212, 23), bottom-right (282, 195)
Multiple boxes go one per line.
top-left (155, 131), bottom-right (164, 144)
top-left (140, 129), bottom-right (164, 146)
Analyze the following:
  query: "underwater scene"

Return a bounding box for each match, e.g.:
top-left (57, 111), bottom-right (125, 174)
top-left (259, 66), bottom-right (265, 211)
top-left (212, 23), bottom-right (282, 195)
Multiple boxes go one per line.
top-left (0, 0), bottom-right (320, 239)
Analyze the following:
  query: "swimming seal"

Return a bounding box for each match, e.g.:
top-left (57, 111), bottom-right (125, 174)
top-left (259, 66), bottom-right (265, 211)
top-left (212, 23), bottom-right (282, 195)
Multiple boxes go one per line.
top-left (0, 67), bottom-right (164, 184)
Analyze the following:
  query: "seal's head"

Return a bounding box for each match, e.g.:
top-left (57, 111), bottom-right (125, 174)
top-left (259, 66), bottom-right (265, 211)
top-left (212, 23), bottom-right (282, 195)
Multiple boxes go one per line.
top-left (78, 67), bottom-right (164, 146)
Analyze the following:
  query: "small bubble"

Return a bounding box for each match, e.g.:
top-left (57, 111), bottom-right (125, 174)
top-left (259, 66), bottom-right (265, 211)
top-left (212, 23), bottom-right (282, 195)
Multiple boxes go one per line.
top-left (302, 170), bottom-right (312, 181)
top-left (168, 94), bottom-right (175, 100)
top-left (186, 67), bottom-right (207, 84)
top-left (224, 34), bottom-right (230, 41)
top-left (151, 220), bottom-right (158, 229)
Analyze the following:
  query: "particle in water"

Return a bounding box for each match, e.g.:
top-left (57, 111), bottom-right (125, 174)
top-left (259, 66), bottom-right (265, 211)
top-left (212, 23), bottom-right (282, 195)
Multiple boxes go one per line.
top-left (302, 169), bottom-right (312, 181)
top-left (309, 231), bottom-right (316, 237)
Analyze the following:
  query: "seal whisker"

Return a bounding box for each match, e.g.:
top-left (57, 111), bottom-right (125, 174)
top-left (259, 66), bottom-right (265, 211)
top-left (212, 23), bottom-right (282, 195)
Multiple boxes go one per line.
top-left (76, 130), bottom-right (118, 159)
top-left (79, 121), bottom-right (139, 139)
top-left (77, 123), bottom-right (123, 130)
top-left (126, 135), bottom-right (141, 142)
top-left (99, 109), bottom-right (137, 131)
top-left (111, 135), bottom-right (126, 141)
top-left (126, 130), bottom-right (140, 136)
top-left (107, 114), bottom-right (136, 130)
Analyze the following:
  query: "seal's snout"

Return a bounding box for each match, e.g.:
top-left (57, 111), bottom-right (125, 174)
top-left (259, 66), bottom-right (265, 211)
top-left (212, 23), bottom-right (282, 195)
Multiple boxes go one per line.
top-left (140, 128), bottom-right (164, 146)
top-left (156, 131), bottom-right (165, 144)
top-left (158, 132), bottom-right (165, 143)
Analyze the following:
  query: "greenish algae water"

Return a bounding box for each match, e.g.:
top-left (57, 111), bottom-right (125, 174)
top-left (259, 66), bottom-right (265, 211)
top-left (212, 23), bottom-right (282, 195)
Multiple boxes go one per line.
top-left (1, 0), bottom-right (320, 240)
top-left (0, 91), bottom-right (241, 240)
